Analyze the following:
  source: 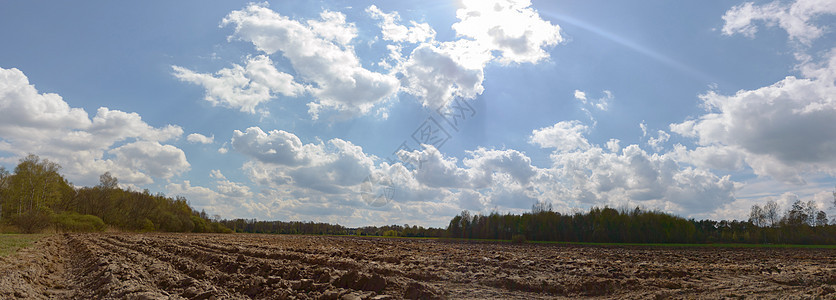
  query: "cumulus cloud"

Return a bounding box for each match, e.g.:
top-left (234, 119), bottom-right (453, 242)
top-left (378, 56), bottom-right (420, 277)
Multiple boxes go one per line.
top-left (367, 5), bottom-right (435, 44)
top-left (547, 143), bottom-right (736, 215)
top-left (166, 180), bottom-right (254, 218)
top-left (0, 67), bottom-right (189, 186)
top-left (179, 2), bottom-right (562, 117)
top-left (529, 121), bottom-right (590, 152)
top-left (574, 90), bottom-right (587, 102)
top-left (647, 130), bottom-right (670, 152)
top-left (606, 139), bottom-right (621, 153)
top-left (109, 141), bottom-right (190, 179)
top-left (671, 50), bottom-right (836, 184)
top-left (452, 0), bottom-right (563, 64)
top-left (372, 2), bottom-right (561, 109)
top-left (173, 55), bottom-right (304, 114)
top-left (399, 44), bottom-right (485, 109)
top-left (221, 3), bottom-right (399, 119)
top-left (187, 133), bottom-right (214, 144)
top-left (671, 144), bottom-right (747, 172)
top-left (231, 127), bottom-right (318, 166)
top-left (722, 0), bottom-right (836, 44)
top-left (218, 119), bottom-right (745, 225)
top-left (232, 126), bottom-right (376, 194)
top-left (397, 145), bottom-right (473, 188)
top-left (227, 126), bottom-right (546, 222)
top-left (464, 148), bottom-right (538, 186)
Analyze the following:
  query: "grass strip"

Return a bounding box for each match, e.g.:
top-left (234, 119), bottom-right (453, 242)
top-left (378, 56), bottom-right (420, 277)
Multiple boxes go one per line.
top-left (0, 234), bottom-right (42, 257)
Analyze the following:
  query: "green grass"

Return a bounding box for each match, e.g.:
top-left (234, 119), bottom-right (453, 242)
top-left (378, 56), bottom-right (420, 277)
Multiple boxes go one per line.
top-left (0, 234), bottom-right (43, 257)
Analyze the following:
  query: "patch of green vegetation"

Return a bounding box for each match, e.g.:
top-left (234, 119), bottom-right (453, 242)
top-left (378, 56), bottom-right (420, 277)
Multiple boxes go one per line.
top-left (0, 234), bottom-right (42, 257)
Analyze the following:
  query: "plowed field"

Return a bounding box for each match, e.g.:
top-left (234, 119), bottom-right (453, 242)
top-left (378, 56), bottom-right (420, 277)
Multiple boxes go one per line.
top-left (1, 233), bottom-right (834, 299)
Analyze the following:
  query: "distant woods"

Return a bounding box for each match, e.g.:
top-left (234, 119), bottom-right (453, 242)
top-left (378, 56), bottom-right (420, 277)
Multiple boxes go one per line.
top-left (446, 199), bottom-right (836, 245)
top-left (0, 154), bottom-right (230, 233)
top-left (219, 218), bottom-right (446, 238)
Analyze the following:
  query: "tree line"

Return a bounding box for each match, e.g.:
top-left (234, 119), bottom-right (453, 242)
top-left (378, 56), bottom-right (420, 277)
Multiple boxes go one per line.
top-left (219, 218), bottom-right (349, 235)
top-left (218, 218), bottom-right (446, 238)
top-left (445, 199), bottom-right (836, 244)
top-left (0, 154), bottom-right (230, 233)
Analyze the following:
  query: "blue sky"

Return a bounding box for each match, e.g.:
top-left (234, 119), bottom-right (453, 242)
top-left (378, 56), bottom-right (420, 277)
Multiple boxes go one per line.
top-left (2, 0), bottom-right (835, 227)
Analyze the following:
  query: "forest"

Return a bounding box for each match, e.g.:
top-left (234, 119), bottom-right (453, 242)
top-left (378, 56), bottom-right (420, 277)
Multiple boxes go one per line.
top-left (445, 199), bottom-right (836, 244)
top-left (220, 218), bottom-right (446, 238)
top-left (0, 155), bottom-right (229, 233)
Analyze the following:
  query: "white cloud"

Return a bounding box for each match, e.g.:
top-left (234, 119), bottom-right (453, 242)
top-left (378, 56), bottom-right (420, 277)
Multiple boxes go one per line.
top-left (374, 1), bottom-right (561, 110)
top-left (529, 121), bottom-right (590, 152)
top-left (306, 10), bottom-right (358, 46)
top-left (547, 143), bottom-right (736, 216)
top-left (0, 67), bottom-right (188, 186)
top-left (181, 2), bottom-right (562, 118)
top-left (574, 90), bottom-right (587, 102)
top-left (575, 90), bottom-right (611, 117)
top-left (90, 108), bottom-right (183, 143)
top-left (606, 139), bottom-right (621, 153)
top-left (647, 130), bottom-right (670, 152)
top-left (221, 3), bottom-right (399, 119)
top-left (173, 55), bottom-right (304, 114)
top-left (596, 90), bottom-right (612, 111)
top-left (722, 0), bottom-right (836, 44)
top-left (399, 44), bottom-right (485, 109)
top-left (397, 145), bottom-right (473, 188)
top-left (187, 133), bottom-right (214, 144)
top-left (166, 180), bottom-right (252, 218)
top-left (671, 144), bottom-right (747, 172)
top-left (232, 126), bottom-right (376, 194)
top-left (212, 120), bottom-right (748, 225)
top-left (367, 5), bottom-right (436, 44)
top-left (463, 148), bottom-right (538, 186)
top-left (671, 49), bottom-right (836, 184)
top-left (215, 178), bottom-right (253, 198)
top-left (452, 0), bottom-right (563, 64)
top-left (231, 127), bottom-right (320, 167)
top-left (109, 141), bottom-right (190, 179)
top-left (210, 169), bottom-right (225, 179)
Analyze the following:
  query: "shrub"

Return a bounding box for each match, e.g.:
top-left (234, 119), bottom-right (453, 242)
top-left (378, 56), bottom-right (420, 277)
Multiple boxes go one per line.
top-left (191, 215), bottom-right (207, 233)
top-left (13, 209), bottom-right (54, 233)
top-left (54, 212), bottom-right (106, 232)
top-left (209, 222), bottom-right (233, 233)
top-left (142, 218), bottom-right (155, 232)
top-left (511, 234), bottom-right (527, 244)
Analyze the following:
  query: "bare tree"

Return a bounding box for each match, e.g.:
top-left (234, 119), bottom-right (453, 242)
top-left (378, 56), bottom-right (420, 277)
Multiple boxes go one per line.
top-left (815, 211), bottom-right (828, 226)
top-left (0, 166), bottom-right (8, 221)
top-left (98, 172), bottom-right (118, 189)
top-left (764, 200), bottom-right (779, 227)
top-left (531, 200), bottom-right (553, 214)
top-left (805, 200), bottom-right (818, 226)
top-left (749, 204), bottom-right (764, 227)
top-left (832, 185), bottom-right (836, 209)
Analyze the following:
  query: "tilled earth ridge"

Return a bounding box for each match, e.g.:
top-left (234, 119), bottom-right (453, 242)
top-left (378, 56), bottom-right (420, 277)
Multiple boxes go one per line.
top-left (0, 233), bottom-right (834, 299)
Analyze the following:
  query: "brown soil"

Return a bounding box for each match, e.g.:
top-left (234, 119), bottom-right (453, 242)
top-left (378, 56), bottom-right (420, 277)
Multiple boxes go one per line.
top-left (0, 233), bottom-right (834, 299)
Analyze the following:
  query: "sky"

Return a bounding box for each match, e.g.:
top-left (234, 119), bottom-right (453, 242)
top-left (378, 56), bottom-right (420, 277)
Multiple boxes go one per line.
top-left (1, 0), bottom-right (836, 227)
